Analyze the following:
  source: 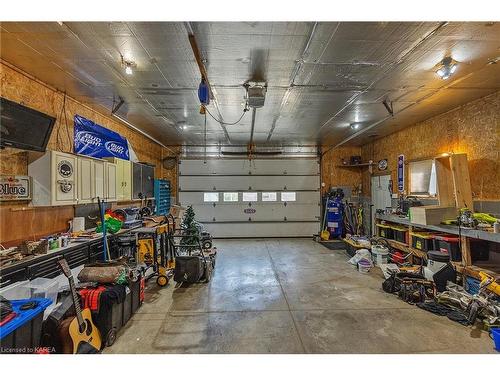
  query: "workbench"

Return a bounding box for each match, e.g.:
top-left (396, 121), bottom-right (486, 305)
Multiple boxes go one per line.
top-left (375, 213), bottom-right (500, 280)
top-left (0, 229), bottom-right (132, 288)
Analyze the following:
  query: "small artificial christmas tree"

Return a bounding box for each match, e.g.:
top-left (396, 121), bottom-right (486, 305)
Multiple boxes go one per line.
top-left (180, 205), bottom-right (200, 253)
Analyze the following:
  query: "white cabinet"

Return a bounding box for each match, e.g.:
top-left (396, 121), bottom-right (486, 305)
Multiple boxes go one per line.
top-left (105, 162), bottom-right (117, 201)
top-left (29, 151), bottom-right (78, 206)
top-left (29, 151), bottom-right (118, 206)
top-left (104, 157), bottom-right (132, 201)
top-left (77, 156), bottom-right (106, 204)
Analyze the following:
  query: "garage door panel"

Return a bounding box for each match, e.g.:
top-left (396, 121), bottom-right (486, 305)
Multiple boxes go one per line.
top-left (180, 191), bottom-right (320, 205)
top-left (202, 222), bottom-right (318, 237)
top-left (178, 158), bottom-right (319, 238)
top-left (180, 159), bottom-right (319, 175)
top-left (180, 175), bottom-right (319, 191)
top-left (191, 204), bottom-right (319, 222)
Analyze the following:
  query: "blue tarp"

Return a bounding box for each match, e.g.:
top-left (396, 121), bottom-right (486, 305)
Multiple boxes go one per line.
top-left (74, 114), bottom-right (129, 160)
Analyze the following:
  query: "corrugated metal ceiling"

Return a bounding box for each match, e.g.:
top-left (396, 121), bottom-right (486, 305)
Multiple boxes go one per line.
top-left (0, 21), bottom-right (498, 147)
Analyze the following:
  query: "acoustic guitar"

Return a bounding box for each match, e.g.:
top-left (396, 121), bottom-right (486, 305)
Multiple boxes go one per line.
top-left (57, 259), bottom-right (102, 354)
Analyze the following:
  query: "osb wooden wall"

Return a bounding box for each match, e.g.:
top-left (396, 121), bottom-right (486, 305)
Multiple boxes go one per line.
top-left (0, 61), bottom-right (180, 245)
top-left (320, 146), bottom-right (363, 195)
top-left (360, 90), bottom-right (499, 200)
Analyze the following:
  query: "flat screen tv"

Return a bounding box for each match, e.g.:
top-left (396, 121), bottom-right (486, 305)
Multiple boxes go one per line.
top-left (0, 97), bottom-right (56, 152)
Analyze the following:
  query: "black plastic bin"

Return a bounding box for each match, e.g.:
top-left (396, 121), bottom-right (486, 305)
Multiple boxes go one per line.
top-left (411, 232), bottom-right (435, 252)
top-left (131, 276), bottom-right (143, 314)
top-left (434, 235), bottom-right (461, 261)
top-left (93, 299), bottom-right (124, 348)
top-left (376, 224), bottom-right (393, 240)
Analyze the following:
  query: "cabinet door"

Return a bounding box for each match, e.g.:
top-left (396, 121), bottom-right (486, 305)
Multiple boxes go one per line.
top-left (105, 162), bottom-right (117, 201)
top-left (142, 165), bottom-right (155, 198)
top-left (74, 157), bottom-right (90, 204)
top-left (115, 159), bottom-right (124, 201)
top-left (92, 160), bottom-right (105, 201)
top-left (122, 160), bottom-right (132, 200)
top-left (132, 162), bottom-right (142, 199)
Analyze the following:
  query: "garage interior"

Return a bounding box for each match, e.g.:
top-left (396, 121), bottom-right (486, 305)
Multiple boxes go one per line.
top-left (0, 17), bottom-right (499, 356)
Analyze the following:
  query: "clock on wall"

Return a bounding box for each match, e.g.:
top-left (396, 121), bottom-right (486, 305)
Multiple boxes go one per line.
top-left (378, 159), bottom-right (388, 171)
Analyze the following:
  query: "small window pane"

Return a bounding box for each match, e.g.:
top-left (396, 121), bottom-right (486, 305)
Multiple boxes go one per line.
top-left (223, 192), bottom-right (239, 202)
top-left (242, 192), bottom-right (258, 202)
top-left (281, 192), bottom-right (296, 202)
top-left (262, 192), bottom-right (277, 202)
top-left (204, 192), bottom-right (219, 202)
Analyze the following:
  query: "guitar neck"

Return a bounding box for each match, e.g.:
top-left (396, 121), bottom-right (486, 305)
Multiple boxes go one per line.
top-left (68, 275), bottom-right (84, 326)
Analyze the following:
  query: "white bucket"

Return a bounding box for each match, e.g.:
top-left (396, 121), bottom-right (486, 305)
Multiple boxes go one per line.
top-left (357, 259), bottom-right (373, 274)
top-left (371, 245), bottom-right (389, 265)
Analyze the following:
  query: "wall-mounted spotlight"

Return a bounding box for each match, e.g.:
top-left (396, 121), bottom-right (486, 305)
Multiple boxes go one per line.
top-left (436, 56), bottom-right (458, 80)
top-left (350, 123), bottom-right (361, 130)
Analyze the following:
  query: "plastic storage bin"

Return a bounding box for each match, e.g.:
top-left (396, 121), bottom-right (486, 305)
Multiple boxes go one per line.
top-left (0, 298), bottom-right (52, 353)
top-left (376, 223), bottom-right (394, 239)
top-left (28, 278), bottom-right (59, 318)
top-left (411, 232), bottom-right (435, 252)
top-left (0, 281), bottom-right (31, 301)
top-left (391, 225), bottom-right (408, 244)
top-left (434, 235), bottom-right (461, 261)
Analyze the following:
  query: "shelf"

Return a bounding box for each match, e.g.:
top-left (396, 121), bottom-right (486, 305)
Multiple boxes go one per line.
top-left (376, 213), bottom-right (500, 244)
top-left (337, 162), bottom-right (373, 167)
top-left (386, 239), bottom-right (427, 259)
top-left (453, 263), bottom-right (500, 280)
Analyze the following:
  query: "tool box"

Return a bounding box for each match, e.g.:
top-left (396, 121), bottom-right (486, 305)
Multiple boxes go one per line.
top-left (376, 223), bottom-right (394, 240)
top-left (391, 225), bottom-right (408, 244)
top-left (411, 232), bottom-right (436, 252)
top-left (0, 298), bottom-right (52, 353)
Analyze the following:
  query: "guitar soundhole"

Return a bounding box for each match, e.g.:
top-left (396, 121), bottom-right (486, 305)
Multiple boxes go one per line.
top-left (85, 319), bottom-right (93, 336)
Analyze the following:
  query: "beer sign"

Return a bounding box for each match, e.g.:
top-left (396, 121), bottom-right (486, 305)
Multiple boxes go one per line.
top-left (0, 175), bottom-right (32, 201)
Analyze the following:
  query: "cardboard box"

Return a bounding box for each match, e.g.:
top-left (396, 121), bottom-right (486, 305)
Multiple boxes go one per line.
top-left (169, 204), bottom-right (186, 218)
top-left (410, 205), bottom-right (458, 226)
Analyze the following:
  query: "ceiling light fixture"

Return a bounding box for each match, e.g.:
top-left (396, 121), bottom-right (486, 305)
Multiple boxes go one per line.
top-left (350, 123), bottom-right (361, 130)
top-left (121, 54), bottom-right (136, 76)
top-left (436, 56), bottom-right (458, 80)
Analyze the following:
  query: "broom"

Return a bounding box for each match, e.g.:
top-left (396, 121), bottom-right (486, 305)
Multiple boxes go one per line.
top-left (320, 197), bottom-right (330, 241)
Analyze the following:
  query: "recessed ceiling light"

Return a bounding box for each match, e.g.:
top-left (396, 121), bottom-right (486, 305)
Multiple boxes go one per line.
top-left (125, 66), bottom-right (133, 75)
top-left (350, 123), bottom-right (361, 130)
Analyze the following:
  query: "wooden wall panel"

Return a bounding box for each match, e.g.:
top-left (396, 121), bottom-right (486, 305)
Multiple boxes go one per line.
top-left (359, 91), bottom-right (499, 200)
top-left (0, 61), bottom-right (180, 245)
top-left (321, 146), bottom-right (363, 195)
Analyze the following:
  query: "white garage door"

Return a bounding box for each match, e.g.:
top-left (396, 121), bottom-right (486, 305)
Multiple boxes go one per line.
top-left (178, 158), bottom-right (321, 238)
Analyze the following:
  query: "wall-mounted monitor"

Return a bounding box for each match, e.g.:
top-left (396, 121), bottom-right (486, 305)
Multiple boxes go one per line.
top-left (0, 97), bottom-right (56, 152)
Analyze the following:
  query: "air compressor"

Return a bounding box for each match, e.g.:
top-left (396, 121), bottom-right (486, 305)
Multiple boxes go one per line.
top-left (326, 189), bottom-right (344, 239)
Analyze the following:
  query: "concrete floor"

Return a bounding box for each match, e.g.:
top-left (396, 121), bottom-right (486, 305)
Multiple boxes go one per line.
top-left (106, 239), bottom-right (496, 354)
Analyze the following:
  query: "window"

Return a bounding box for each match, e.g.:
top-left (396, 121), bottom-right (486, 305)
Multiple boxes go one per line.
top-left (203, 192), bottom-right (219, 202)
top-left (409, 159), bottom-right (437, 196)
top-left (242, 192), bottom-right (258, 202)
top-left (281, 192), bottom-right (296, 202)
top-left (262, 192), bottom-right (277, 202)
top-left (223, 192), bottom-right (239, 202)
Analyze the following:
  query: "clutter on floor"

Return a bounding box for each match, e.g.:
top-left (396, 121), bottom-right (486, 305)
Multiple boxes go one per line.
top-left (0, 203), bottom-right (216, 354)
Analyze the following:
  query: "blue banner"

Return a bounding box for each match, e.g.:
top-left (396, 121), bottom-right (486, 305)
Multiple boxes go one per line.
top-left (74, 115), bottom-right (129, 160)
